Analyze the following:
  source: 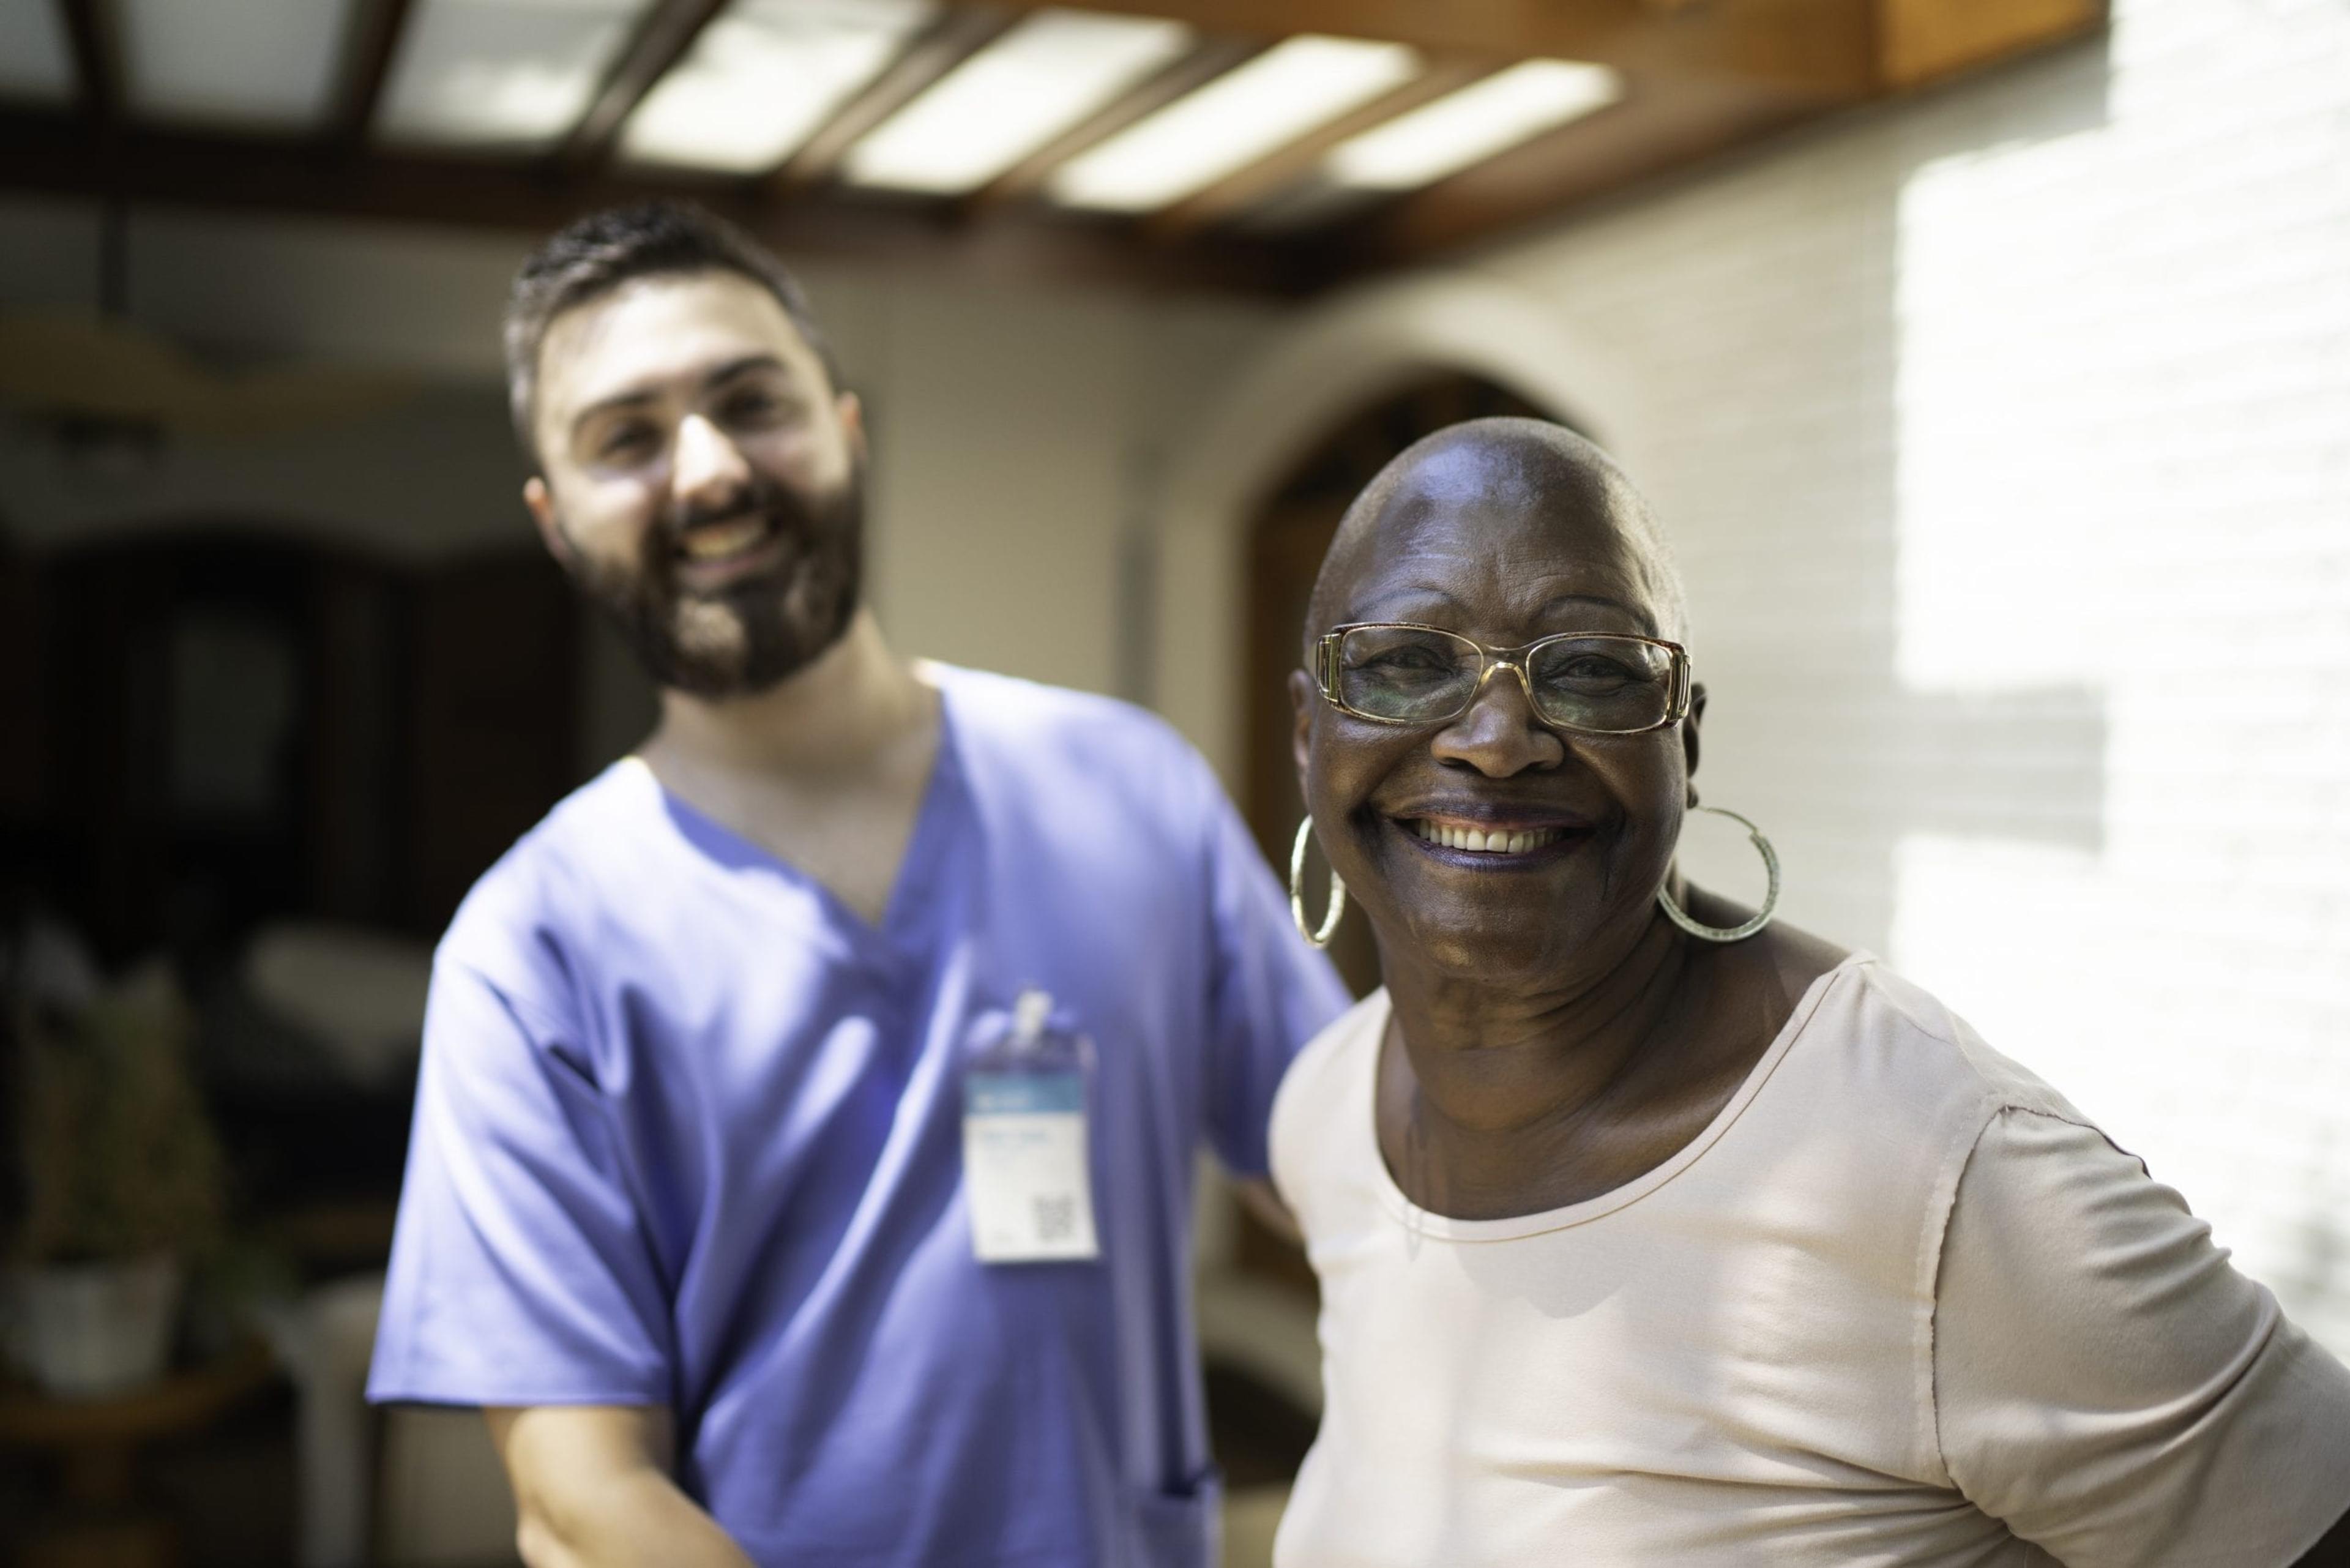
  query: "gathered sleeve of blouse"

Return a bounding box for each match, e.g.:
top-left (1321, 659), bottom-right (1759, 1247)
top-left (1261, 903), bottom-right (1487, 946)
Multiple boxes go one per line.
top-left (1933, 1106), bottom-right (2350, 1567)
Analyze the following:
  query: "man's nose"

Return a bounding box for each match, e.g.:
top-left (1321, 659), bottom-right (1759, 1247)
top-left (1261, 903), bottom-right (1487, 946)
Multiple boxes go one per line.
top-left (1428, 665), bottom-right (1567, 777)
top-left (671, 413), bottom-right (751, 506)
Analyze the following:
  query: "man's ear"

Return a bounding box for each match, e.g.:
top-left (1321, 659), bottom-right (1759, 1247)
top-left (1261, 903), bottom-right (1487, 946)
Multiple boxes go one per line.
top-left (837, 390), bottom-right (867, 461)
top-left (1289, 668), bottom-right (1317, 807)
top-left (523, 476), bottom-right (573, 567)
top-left (1682, 681), bottom-right (1708, 804)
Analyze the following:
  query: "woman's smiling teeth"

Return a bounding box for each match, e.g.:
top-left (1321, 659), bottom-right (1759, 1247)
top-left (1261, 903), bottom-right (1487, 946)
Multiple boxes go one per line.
top-left (678, 516), bottom-right (770, 562)
top-left (1411, 819), bottom-right (1564, 854)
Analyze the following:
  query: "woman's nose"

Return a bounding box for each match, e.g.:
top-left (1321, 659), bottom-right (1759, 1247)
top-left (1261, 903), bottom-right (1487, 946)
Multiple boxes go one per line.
top-left (1428, 666), bottom-right (1567, 776)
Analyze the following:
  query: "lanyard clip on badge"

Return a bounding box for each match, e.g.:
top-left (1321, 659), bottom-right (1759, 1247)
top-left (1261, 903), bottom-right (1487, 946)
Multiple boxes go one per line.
top-left (963, 988), bottom-right (1100, 1264)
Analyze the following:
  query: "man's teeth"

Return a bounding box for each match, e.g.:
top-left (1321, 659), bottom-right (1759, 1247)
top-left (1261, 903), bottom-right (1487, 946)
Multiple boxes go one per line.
top-left (679, 518), bottom-right (769, 561)
top-left (1412, 820), bottom-right (1565, 854)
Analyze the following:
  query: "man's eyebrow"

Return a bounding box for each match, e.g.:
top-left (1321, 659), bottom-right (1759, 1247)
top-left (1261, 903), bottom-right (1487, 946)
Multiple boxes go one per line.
top-left (569, 354), bottom-right (792, 433)
top-left (699, 353), bottom-right (788, 391)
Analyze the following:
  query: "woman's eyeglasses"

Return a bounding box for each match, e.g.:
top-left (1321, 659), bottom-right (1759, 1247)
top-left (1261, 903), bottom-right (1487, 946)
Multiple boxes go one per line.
top-left (1311, 623), bottom-right (1692, 736)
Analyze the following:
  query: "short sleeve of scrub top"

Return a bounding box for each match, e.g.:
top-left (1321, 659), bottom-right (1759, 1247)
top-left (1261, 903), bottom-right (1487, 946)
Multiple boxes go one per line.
top-left (373, 949), bottom-right (674, 1406)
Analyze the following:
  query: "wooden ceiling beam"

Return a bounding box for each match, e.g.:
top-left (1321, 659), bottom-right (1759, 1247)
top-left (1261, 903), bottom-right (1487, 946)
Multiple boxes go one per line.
top-left (1334, 70), bottom-right (1817, 268)
top-left (772, 6), bottom-right (1020, 193)
top-left (979, 0), bottom-right (1881, 99)
top-left (1326, 0), bottom-right (2105, 264)
top-left (327, 0), bottom-right (417, 147)
top-left (964, 35), bottom-right (1265, 215)
top-left (54, 0), bottom-right (120, 129)
top-left (1146, 59), bottom-right (1501, 241)
top-left (1874, 0), bottom-right (2105, 89)
top-left (0, 110), bottom-right (1318, 296)
top-left (558, 0), bottom-right (731, 170)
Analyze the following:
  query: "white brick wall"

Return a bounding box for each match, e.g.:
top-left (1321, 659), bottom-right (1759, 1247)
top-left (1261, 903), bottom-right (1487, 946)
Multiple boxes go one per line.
top-left (1446, 0), bottom-right (2350, 1346)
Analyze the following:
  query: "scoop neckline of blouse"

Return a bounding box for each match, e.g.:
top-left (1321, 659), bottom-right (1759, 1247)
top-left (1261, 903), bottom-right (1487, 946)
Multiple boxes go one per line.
top-left (1364, 951), bottom-right (1876, 1242)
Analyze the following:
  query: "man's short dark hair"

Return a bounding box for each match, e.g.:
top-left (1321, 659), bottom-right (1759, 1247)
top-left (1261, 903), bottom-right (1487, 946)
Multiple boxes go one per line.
top-left (504, 200), bottom-right (840, 464)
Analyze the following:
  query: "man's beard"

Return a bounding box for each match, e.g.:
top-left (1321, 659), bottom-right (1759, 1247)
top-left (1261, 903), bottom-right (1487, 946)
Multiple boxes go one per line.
top-left (562, 464), bottom-right (865, 700)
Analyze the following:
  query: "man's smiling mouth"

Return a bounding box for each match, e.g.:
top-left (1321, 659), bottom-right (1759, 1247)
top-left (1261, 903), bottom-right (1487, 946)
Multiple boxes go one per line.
top-left (677, 513), bottom-right (776, 564)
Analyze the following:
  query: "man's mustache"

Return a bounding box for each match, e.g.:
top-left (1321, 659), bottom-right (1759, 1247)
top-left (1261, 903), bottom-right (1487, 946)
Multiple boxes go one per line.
top-left (663, 476), bottom-right (816, 542)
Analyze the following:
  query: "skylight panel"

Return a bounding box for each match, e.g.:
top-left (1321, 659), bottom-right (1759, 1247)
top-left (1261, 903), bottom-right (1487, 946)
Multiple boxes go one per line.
top-left (1325, 60), bottom-right (1621, 190)
top-left (0, 0), bottom-right (77, 103)
top-left (380, 0), bottom-right (649, 151)
top-left (119, 0), bottom-right (357, 128)
top-left (1050, 35), bottom-right (1420, 214)
top-left (620, 0), bottom-right (935, 173)
top-left (841, 10), bottom-right (1192, 196)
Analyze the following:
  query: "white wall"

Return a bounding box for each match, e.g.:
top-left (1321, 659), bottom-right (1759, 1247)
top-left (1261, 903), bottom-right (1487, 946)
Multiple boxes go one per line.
top-left (0, 200), bottom-right (1278, 771)
top-left (1169, 0), bottom-right (2350, 1350)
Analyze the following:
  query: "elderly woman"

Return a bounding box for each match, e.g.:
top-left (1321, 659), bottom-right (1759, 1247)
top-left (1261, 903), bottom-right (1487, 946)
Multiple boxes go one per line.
top-left (1268, 419), bottom-right (2350, 1567)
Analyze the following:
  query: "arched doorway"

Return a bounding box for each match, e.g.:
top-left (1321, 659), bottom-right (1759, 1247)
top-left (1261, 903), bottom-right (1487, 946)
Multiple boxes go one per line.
top-left (1240, 373), bottom-right (1571, 998)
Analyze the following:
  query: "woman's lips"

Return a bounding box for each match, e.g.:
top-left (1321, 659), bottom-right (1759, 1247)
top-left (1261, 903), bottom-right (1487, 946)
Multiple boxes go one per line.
top-left (1397, 815), bottom-right (1592, 858)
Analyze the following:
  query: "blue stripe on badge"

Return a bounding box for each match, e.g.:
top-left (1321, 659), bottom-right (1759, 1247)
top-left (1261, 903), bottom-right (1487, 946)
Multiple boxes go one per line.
top-left (966, 1071), bottom-right (1084, 1115)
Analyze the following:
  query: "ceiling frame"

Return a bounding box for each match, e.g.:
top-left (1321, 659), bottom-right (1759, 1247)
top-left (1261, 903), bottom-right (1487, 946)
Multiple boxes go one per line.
top-left (53, 0), bottom-right (120, 131)
top-left (1144, 59), bottom-right (1502, 242)
top-left (983, 0), bottom-right (1883, 99)
top-left (962, 35), bottom-right (1266, 215)
top-left (327, 0), bottom-right (417, 148)
top-left (558, 0), bottom-right (732, 171)
top-left (0, 109), bottom-right (1324, 294)
top-left (771, 5), bottom-right (1020, 192)
top-left (4, 0), bottom-right (2109, 297)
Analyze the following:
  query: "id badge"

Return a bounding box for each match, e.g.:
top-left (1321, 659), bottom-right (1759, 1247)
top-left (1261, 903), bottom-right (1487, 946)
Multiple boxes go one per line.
top-left (963, 990), bottom-right (1100, 1264)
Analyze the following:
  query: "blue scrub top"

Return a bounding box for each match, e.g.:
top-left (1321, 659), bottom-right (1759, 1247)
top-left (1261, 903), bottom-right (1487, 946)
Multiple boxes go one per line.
top-left (368, 665), bottom-right (1351, 1567)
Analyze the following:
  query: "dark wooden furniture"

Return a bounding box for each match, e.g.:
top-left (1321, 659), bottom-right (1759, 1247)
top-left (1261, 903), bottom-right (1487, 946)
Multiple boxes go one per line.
top-left (0, 1339), bottom-right (277, 1568)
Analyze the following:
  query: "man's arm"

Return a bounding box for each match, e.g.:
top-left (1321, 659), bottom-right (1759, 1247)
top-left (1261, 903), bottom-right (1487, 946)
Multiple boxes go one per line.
top-left (485, 1405), bottom-right (755, 1568)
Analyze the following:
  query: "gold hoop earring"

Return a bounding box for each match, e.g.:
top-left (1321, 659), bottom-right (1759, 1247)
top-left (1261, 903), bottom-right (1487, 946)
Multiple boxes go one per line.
top-left (1290, 818), bottom-right (1347, 949)
top-left (1658, 805), bottom-right (1780, 943)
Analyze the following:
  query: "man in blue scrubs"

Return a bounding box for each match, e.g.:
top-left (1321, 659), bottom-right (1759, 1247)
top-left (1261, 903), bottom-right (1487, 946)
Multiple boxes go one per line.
top-left (367, 203), bottom-right (1349, 1567)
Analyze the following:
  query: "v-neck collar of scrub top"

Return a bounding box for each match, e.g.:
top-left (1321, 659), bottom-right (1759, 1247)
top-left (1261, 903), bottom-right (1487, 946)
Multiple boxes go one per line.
top-left (617, 676), bottom-right (969, 972)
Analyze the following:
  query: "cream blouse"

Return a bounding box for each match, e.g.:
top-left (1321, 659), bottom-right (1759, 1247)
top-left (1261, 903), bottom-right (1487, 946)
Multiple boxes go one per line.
top-left (1269, 956), bottom-right (2350, 1567)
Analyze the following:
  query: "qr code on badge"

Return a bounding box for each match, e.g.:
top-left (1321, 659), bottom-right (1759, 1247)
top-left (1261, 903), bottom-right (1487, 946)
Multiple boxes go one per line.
top-left (1033, 1193), bottom-right (1075, 1242)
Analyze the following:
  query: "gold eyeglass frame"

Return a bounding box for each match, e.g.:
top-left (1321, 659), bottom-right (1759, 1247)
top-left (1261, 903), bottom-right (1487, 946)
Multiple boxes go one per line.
top-left (1311, 622), bottom-right (1694, 736)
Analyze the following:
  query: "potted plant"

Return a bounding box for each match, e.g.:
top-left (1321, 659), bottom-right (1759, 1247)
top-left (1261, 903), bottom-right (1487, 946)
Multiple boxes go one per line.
top-left (4, 961), bottom-right (228, 1399)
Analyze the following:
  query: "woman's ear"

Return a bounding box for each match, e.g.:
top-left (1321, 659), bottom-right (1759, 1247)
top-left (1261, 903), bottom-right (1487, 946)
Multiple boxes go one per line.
top-left (1683, 681), bottom-right (1708, 804)
top-left (1289, 668), bottom-right (1318, 806)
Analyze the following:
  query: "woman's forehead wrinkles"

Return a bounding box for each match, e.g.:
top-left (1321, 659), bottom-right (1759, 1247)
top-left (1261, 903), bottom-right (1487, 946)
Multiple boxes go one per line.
top-left (1345, 559), bottom-right (1656, 638)
top-left (1356, 498), bottom-right (1653, 602)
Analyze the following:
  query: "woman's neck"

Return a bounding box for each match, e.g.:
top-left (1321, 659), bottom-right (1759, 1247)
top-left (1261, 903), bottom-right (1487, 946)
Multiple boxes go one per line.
top-left (1377, 911), bottom-right (1720, 1216)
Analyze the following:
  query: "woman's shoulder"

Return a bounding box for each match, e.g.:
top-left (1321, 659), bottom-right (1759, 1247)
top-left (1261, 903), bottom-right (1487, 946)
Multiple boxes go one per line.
top-left (1775, 946), bottom-right (2091, 1134)
top-left (1268, 988), bottom-right (1389, 1206)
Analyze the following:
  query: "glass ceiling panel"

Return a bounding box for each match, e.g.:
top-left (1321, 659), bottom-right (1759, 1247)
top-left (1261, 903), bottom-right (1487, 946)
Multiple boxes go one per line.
top-left (621, 0), bottom-right (934, 174)
top-left (1051, 35), bottom-right (1419, 214)
top-left (381, 0), bottom-right (651, 151)
top-left (119, 0), bottom-right (357, 128)
top-left (841, 9), bottom-right (1192, 196)
top-left (1325, 60), bottom-right (1622, 190)
top-left (0, 0), bottom-right (76, 103)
